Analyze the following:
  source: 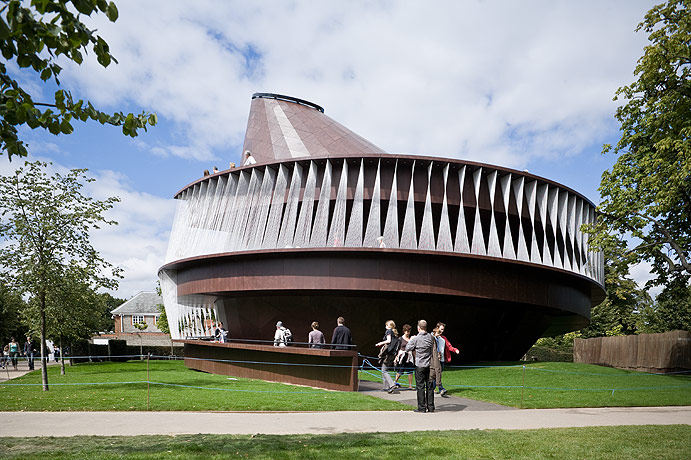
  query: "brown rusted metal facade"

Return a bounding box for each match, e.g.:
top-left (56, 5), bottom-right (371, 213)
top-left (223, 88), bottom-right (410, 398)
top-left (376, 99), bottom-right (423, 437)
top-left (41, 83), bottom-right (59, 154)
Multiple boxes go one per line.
top-left (179, 340), bottom-right (359, 391)
top-left (159, 93), bottom-right (606, 368)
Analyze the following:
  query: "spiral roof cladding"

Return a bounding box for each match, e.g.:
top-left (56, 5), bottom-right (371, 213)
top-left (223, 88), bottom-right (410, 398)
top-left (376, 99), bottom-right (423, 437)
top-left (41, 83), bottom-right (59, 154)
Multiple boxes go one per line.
top-left (241, 93), bottom-right (387, 163)
top-left (160, 93), bottom-right (605, 352)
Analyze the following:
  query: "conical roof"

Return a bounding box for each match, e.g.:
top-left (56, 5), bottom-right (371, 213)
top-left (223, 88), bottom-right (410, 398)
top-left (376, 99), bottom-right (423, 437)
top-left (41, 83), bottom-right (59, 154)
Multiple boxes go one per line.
top-left (241, 93), bottom-right (387, 164)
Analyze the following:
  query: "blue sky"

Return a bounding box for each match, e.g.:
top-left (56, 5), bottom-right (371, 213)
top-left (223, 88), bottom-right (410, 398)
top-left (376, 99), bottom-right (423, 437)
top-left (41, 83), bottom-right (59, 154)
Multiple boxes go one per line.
top-left (1, 0), bottom-right (658, 297)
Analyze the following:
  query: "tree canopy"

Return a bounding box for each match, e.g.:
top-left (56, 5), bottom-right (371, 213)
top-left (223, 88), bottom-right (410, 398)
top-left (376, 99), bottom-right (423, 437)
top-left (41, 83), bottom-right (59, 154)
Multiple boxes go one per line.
top-left (0, 160), bottom-right (120, 389)
top-left (581, 239), bottom-right (652, 338)
top-left (593, 0), bottom-right (690, 286)
top-left (0, 0), bottom-right (156, 159)
top-left (0, 282), bottom-right (25, 344)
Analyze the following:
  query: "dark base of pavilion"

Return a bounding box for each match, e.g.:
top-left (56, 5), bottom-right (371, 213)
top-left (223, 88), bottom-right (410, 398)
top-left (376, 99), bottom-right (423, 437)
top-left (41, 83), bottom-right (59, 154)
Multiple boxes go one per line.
top-left (218, 292), bottom-right (589, 362)
top-left (177, 340), bottom-right (359, 391)
top-left (169, 249), bottom-right (602, 362)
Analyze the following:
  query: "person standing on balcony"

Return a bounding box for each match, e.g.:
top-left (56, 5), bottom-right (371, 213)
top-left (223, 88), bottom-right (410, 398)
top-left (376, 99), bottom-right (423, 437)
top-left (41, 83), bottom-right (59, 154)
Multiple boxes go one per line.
top-left (331, 317), bottom-right (353, 350)
top-left (308, 322), bottom-right (325, 348)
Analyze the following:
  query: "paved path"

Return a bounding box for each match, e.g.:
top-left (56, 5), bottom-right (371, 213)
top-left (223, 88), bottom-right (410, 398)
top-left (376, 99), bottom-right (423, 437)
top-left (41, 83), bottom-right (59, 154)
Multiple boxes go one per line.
top-left (358, 380), bottom-right (514, 411)
top-left (1, 407), bottom-right (689, 437)
top-left (0, 360), bottom-right (59, 382)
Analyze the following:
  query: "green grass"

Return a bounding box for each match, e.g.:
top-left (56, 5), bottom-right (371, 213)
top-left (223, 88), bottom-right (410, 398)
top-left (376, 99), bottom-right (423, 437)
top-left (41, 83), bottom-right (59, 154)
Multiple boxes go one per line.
top-left (3, 360), bottom-right (689, 412)
top-left (1, 426), bottom-right (689, 459)
top-left (360, 361), bottom-right (691, 408)
top-left (0, 360), bottom-right (406, 411)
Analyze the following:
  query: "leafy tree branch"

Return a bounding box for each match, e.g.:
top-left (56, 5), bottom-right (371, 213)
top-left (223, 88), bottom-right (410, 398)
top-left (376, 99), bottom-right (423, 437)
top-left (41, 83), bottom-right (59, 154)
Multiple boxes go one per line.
top-left (0, 0), bottom-right (157, 159)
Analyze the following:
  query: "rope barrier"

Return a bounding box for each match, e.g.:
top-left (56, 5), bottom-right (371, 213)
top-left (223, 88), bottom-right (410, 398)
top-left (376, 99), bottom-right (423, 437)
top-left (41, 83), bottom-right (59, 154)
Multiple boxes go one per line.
top-left (2, 379), bottom-right (688, 392)
top-left (4, 353), bottom-right (690, 377)
top-left (151, 354), bottom-right (359, 369)
top-left (525, 367), bottom-right (691, 377)
top-left (0, 381), bottom-right (146, 386)
top-left (147, 381), bottom-right (326, 394)
top-left (3, 353), bottom-right (690, 398)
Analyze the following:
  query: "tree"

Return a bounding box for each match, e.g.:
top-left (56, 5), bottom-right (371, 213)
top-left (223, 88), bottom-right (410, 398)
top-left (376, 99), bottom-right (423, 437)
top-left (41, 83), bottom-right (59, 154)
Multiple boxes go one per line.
top-left (580, 239), bottom-right (652, 338)
top-left (133, 320), bottom-right (147, 360)
top-left (47, 264), bottom-right (113, 374)
top-left (534, 239), bottom-right (651, 352)
top-left (0, 161), bottom-right (120, 390)
top-left (0, 0), bottom-right (156, 159)
top-left (0, 282), bottom-right (25, 345)
top-left (638, 273), bottom-right (691, 332)
top-left (592, 0), bottom-right (690, 286)
top-left (156, 303), bottom-right (169, 335)
top-left (97, 291), bottom-right (125, 333)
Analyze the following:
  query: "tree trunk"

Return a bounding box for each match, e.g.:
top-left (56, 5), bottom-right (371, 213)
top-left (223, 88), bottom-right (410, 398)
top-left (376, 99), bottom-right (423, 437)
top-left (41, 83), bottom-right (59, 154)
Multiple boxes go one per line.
top-left (59, 335), bottom-right (65, 375)
top-left (40, 290), bottom-right (49, 391)
top-left (140, 334), bottom-right (144, 360)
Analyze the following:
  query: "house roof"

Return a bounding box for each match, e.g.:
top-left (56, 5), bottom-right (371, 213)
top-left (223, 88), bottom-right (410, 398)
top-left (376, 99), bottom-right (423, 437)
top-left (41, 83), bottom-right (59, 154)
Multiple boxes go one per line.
top-left (111, 291), bottom-right (163, 315)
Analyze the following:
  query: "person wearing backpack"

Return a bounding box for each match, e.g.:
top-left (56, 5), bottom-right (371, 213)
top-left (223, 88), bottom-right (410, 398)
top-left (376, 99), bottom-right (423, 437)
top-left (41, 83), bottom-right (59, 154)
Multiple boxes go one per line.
top-left (375, 320), bottom-right (400, 394)
top-left (274, 321), bottom-right (291, 347)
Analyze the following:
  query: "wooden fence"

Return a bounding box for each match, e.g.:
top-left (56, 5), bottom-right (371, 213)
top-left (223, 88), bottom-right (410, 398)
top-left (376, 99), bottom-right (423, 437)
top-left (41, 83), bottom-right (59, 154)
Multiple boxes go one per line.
top-left (573, 330), bottom-right (691, 373)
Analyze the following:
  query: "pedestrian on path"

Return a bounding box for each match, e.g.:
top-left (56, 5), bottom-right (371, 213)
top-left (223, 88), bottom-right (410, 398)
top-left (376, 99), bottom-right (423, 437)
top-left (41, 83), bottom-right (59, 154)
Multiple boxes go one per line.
top-left (23, 336), bottom-right (35, 371)
top-left (1, 344), bottom-right (8, 369)
top-left (434, 322), bottom-right (460, 396)
top-left (431, 327), bottom-right (445, 396)
top-left (405, 320), bottom-right (436, 413)
top-left (394, 324), bottom-right (414, 389)
top-left (375, 320), bottom-right (399, 393)
top-left (8, 337), bottom-right (19, 370)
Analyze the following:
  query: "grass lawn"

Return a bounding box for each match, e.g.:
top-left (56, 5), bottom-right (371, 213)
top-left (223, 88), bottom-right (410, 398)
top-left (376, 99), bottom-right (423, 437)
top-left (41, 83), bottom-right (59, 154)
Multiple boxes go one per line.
top-left (0, 360), bottom-right (406, 411)
top-left (360, 361), bottom-right (691, 408)
top-left (1, 426), bottom-right (689, 459)
top-left (2, 360), bottom-right (689, 411)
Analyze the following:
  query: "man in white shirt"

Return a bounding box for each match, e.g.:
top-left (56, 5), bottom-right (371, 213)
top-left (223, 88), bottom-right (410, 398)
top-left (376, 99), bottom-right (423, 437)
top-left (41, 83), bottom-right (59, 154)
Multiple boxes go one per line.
top-left (274, 321), bottom-right (287, 347)
top-left (243, 150), bottom-right (257, 166)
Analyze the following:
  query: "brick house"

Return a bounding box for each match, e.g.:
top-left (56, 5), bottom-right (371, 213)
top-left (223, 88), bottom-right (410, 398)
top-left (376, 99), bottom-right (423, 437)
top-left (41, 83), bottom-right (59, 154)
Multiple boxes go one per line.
top-left (103, 291), bottom-right (177, 347)
top-left (112, 291), bottom-right (164, 333)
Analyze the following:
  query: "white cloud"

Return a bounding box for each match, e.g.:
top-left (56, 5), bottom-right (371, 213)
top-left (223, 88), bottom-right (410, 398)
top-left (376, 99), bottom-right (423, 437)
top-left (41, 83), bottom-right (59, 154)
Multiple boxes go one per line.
top-left (0, 156), bottom-right (175, 298)
top-left (86, 169), bottom-right (176, 297)
top-left (58, 0), bottom-right (653, 168)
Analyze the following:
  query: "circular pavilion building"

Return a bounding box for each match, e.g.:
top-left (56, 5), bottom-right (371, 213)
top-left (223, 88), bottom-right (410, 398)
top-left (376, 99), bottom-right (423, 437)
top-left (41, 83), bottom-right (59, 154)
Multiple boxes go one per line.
top-left (159, 93), bottom-right (604, 361)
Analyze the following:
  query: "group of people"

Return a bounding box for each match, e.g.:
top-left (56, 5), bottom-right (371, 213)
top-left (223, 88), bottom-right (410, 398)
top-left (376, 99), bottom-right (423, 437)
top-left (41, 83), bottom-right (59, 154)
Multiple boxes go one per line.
top-left (274, 317), bottom-right (353, 349)
top-left (1, 336), bottom-right (37, 371)
top-left (377, 320), bottom-right (459, 413)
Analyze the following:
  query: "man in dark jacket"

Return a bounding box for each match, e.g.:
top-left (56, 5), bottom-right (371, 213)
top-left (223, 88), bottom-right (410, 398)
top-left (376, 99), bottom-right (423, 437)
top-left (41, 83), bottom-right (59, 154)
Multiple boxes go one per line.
top-left (331, 317), bottom-right (353, 350)
top-left (23, 336), bottom-right (35, 370)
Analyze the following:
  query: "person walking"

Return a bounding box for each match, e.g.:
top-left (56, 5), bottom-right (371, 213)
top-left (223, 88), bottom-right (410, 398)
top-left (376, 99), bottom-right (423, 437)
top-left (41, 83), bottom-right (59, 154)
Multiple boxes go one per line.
top-left (308, 322), bottom-right (325, 348)
top-left (215, 322), bottom-right (228, 343)
top-left (431, 327), bottom-right (445, 396)
top-left (405, 320), bottom-right (436, 413)
top-left (23, 336), bottom-right (35, 371)
top-left (8, 337), bottom-right (19, 371)
top-left (394, 324), bottom-right (414, 389)
top-left (435, 322), bottom-right (460, 396)
top-left (1, 344), bottom-right (9, 369)
top-left (375, 320), bottom-right (399, 393)
top-left (274, 321), bottom-right (289, 347)
top-left (331, 317), bottom-right (353, 350)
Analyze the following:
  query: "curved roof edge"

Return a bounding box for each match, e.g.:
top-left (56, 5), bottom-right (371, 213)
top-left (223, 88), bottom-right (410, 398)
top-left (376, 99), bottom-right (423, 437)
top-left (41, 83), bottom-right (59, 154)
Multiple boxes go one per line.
top-left (252, 93), bottom-right (325, 113)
